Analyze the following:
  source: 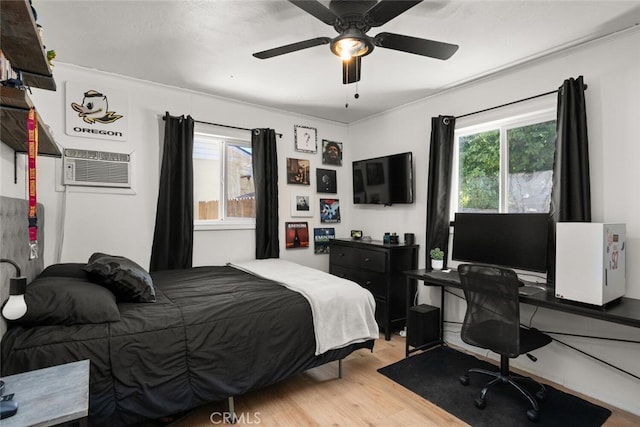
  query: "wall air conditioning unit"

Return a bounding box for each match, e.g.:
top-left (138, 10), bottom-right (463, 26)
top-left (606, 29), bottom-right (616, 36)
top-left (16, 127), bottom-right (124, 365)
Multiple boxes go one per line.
top-left (63, 149), bottom-right (131, 188)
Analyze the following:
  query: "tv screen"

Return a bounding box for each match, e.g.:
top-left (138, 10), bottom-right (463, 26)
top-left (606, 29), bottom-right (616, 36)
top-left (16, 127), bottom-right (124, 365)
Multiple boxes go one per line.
top-left (452, 212), bottom-right (549, 273)
top-left (352, 152), bottom-right (413, 205)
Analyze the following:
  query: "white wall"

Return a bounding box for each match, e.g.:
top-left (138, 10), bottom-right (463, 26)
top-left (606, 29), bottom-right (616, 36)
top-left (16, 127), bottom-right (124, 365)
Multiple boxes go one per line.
top-left (0, 64), bottom-right (350, 271)
top-left (347, 28), bottom-right (640, 415)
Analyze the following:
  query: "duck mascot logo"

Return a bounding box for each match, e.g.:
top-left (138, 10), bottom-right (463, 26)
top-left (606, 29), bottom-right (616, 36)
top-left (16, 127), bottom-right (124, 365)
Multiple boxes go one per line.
top-left (71, 90), bottom-right (123, 124)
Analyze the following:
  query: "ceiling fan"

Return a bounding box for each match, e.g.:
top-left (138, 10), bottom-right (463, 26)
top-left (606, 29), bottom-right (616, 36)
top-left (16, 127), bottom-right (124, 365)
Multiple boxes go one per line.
top-left (253, 0), bottom-right (459, 84)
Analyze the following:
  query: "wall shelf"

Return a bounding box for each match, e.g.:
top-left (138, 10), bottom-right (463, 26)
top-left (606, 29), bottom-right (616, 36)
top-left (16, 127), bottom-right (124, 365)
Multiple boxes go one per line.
top-left (0, 87), bottom-right (60, 157)
top-left (1, 0), bottom-right (56, 91)
top-left (0, 0), bottom-right (60, 158)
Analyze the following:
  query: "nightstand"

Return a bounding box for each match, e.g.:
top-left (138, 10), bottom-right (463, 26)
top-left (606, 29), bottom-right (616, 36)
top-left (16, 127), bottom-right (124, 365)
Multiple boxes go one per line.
top-left (1, 360), bottom-right (89, 427)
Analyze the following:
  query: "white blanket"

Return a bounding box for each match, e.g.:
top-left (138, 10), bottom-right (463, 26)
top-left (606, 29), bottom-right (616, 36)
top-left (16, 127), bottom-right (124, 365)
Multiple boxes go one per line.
top-left (228, 259), bottom-right (379, 355)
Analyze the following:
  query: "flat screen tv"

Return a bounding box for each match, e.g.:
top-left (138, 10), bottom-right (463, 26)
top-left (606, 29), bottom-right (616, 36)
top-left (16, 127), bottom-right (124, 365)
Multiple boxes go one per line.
top-left (452, 212), bottom-right (549, 273)
top-left (352, 152), bottom-right (413, 205)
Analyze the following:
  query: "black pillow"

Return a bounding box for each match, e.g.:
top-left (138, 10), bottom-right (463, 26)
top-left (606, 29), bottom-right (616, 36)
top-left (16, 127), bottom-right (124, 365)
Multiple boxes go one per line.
top-left (38, 263), bottom-right (88, 280)
top-left (83, 253), bottom-right (156, 303)
top-left (13, 277), bottom-right (121, 326)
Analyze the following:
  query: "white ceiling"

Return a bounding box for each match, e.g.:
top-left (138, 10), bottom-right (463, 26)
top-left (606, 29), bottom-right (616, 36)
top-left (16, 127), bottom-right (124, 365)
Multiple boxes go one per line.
top-left (34, 0), bottom-right (640, 124)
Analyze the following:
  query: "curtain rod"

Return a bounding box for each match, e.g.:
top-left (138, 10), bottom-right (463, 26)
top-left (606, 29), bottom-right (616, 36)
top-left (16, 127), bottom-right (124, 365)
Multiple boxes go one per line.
top-left (163, 113), bottom-right (282, 138)
top-left (454, 85), bottom-right (588, 120)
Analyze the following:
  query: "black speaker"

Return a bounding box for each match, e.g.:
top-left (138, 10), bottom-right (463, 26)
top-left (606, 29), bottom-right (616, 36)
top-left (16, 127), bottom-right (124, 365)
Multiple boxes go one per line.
top-left (407, 304), bottom-right (440, 348)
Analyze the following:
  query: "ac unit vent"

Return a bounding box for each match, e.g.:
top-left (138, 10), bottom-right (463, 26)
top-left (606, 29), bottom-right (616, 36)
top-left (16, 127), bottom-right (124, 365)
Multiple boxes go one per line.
top-left (63, 149), bottom-right (131, 188)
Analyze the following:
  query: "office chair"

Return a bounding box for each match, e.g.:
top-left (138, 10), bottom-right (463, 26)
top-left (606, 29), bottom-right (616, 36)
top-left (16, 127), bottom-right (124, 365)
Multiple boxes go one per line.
top-left (457, 263), bottom-right (552, 422)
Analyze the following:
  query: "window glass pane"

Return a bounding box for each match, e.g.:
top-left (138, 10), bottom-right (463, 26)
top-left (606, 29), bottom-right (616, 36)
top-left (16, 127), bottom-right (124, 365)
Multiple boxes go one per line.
top-left (507, 120), bottom-right (556, 212)
top-left (225, 144), bottom-right (255, 219)
top-left (193, 137), bottom-right (221, 220)
top-left (458, 129), bottom-right (500, 212)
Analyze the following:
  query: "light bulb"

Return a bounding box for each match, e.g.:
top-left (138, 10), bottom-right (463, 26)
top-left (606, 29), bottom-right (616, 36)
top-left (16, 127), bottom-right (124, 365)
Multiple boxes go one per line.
top-left (330, 30), bottom-right (372, 60)
top-left (336, 38), bottom-right (367, 59)
top-left (2, 277), bottom-right (27, 320)
top-left (2, 294), bottom-right (27, 320)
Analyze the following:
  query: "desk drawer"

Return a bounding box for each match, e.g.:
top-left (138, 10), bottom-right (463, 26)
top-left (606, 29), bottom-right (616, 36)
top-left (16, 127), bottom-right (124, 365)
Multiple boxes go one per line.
top-left (330, 265), bottom-right (386, 298)
top-left (330, 246), bottom-right (387, 273)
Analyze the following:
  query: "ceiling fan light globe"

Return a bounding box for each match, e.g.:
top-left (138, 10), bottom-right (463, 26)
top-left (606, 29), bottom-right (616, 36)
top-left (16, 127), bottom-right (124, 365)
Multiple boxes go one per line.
top-left (330, 27), bottom-right (373, 59)
top-left (335, 38), bottom-right (368, 59)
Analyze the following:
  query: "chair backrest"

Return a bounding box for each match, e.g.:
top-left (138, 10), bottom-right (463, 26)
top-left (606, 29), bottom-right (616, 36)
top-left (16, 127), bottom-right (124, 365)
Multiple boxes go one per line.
top-left (458, 264), bottom-right (521, 358)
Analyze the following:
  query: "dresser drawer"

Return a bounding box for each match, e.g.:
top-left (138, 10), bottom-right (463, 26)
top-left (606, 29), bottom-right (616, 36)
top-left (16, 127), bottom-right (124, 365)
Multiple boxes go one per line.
top-left (330, 245), bottom-right (387, 273)
top-left (330, 265), bottom-right (387, 298)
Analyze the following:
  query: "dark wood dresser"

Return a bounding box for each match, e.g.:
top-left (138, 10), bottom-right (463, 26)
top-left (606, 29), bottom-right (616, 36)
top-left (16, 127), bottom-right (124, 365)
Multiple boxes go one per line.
top-left (329, 238), bottom-right (419, 340)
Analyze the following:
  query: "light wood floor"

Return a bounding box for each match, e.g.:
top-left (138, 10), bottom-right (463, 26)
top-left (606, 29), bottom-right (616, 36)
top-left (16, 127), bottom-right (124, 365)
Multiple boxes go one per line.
top-left (172, 334), bottom-right (639, 426)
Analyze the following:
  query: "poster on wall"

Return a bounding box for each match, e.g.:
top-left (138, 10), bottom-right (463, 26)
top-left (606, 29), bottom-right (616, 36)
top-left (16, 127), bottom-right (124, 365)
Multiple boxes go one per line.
top-left (316, 168), bottom-right (337, 193)
top-left (294, 125), bottom-right (317, 153)
top-left (65, 81), bottom-right (128, 141)
top-left (286, 158), bottom-right (310, 185)
top-left (314, 228), bottom-right (335, 254)
top-left (320, 198), bottom-right (341, 223)
top-left (285, 221), bottom-right (309, 249)
top-left (291, 193), bottom-right (313, 217)
top-left (322, 140), bottom-right (342, 166)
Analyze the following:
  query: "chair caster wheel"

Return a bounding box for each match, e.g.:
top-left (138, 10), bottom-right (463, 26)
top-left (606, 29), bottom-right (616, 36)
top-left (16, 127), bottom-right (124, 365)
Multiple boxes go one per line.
top-left (459, 375), bottom-right (470, 386)
top-left (535, 390), bottom-right (547, 401)
top-left (474, 397), bottom-right (486, 409)
top-left (526, 408), bottom-right (539, 422)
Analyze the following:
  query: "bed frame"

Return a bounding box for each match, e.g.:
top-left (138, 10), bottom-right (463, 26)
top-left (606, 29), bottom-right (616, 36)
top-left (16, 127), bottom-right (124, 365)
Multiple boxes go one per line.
top-left (0, 196), bottom-right (44, 339)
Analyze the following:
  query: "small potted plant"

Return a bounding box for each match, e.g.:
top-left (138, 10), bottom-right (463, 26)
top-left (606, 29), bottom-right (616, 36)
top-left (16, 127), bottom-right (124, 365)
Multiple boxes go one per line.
top-left (430, 247), bottom-right (445, 270)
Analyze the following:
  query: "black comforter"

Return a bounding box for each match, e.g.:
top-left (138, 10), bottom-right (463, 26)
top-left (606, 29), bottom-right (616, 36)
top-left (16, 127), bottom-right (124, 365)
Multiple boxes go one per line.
top-left (1, 266), bottom-right (374, 425)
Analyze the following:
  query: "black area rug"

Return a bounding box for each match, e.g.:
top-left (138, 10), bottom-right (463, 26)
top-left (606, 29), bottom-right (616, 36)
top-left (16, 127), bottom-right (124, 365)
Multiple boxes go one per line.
top-left (378, 347), bottom-right (611, 427)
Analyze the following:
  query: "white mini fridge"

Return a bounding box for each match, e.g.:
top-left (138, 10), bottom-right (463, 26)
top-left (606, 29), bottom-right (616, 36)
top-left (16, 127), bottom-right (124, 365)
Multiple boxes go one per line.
top-left (555, 222), bottom-right (626, 306)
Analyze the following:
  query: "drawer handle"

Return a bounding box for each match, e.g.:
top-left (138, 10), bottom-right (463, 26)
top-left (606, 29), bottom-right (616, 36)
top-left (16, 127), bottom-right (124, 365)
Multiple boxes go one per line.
top-left (339, 252), bottom-right (345, 257)
top-left (364, 257), bottom-right (370, 262)
top-left (366, 281), bottom-right (372, 285)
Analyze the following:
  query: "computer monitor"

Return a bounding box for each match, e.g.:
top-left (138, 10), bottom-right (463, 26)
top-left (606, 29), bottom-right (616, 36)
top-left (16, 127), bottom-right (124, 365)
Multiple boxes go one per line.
top-left (451, 212), bottom-right (549, 273)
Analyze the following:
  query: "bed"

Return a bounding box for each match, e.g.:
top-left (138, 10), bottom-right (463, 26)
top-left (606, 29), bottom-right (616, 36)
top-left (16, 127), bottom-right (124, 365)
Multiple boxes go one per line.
top-left (0, 197), bottom-right (378, 426)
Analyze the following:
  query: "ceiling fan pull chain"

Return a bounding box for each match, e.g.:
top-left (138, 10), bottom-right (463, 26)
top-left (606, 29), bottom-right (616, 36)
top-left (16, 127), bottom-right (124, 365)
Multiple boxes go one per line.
top-left (345, 86), bottom-right (349, 109)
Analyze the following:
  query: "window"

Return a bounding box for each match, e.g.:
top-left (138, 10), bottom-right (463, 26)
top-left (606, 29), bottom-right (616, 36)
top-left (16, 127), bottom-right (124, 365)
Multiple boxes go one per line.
top-left (193, 125), bottom-right (255, 230)
top-left (452, 109), bottom-right (556, 215)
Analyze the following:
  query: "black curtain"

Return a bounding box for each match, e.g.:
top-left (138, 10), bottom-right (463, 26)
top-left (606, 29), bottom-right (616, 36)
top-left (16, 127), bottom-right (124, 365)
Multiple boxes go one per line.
top-left (252, 128), bottom-right (279, 259)
top-left (150, 113), bottom-right (195, 272)
top-left (547, 76), bottom-right (591, 284)
top-left (425, 115), bottom-right (456, 269)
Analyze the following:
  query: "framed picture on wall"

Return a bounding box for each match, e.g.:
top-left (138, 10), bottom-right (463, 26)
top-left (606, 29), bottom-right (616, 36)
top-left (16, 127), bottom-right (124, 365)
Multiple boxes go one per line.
top-left (291, 193), bottom-right (314, 217)
top-left (294, 125), bottom-right (318, 153)
top-left (322, 140), bottom-right (342, 166)
top-left (285, 222), bottom-right (309, 249)
top-left (314, 227), bottom-right (335, 254)
top-left (320, 198), bottom-right (341, 223)
top-left (316, 168), bottom-right (337, 193)
top-left (286, 158), bottom-right (310, 185)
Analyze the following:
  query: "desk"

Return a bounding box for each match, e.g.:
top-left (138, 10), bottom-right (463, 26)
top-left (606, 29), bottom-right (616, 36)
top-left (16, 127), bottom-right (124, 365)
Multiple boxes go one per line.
top-left (1, 360), bottom-right (89, 427)
top-left (405, 269), bottom-right (640, 357)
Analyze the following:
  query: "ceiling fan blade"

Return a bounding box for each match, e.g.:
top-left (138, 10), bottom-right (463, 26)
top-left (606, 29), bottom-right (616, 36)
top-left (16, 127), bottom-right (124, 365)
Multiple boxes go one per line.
top-left (288, 0), bottom-right (339, 25)
top-left (342, 56), bottom-right (361, 84)
top-left (374, 32), bottom-right (458, 60)
top-left (366, 0), bottom-right (423, 27)
top-left (253, 37), bottom-right (331, 59)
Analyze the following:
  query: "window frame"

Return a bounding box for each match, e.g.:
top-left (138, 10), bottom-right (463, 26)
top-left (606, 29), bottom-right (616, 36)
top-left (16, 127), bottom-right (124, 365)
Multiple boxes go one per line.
top-left (451, 107), bottom-right (556, 218)
top-left (193, 125), bottom-right (255, 231)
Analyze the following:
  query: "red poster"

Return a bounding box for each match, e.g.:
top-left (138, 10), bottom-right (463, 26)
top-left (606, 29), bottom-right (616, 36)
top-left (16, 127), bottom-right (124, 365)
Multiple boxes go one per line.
top-left (285, 222), bottom-right (309, 249)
